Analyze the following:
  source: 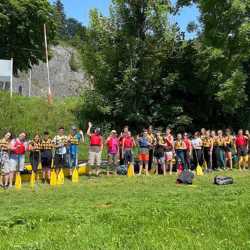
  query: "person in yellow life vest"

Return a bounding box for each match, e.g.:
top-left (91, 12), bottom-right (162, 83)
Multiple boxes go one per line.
top-left (174, 133), bottom-right (187, 170)
top-left (210, 130), bottom-right (217, 170)
top-left (29, 134), bottom-right (42, 180)
top-left (200, 128), bottom-right (206, 141)
top-left (147, 125), bottom-right (155, 170)
top-left (0, 132), bottom-right (12, 189)
top-left (40, 131), bottom-right (54, 184)
top-left (67, 126), bottom-right (84, 177)
top-left (164, 128), bottom-right (174, 174)
top-left (224, 128), bottom-right (234, 170)
top-left (153, 131), bottom-right (166, 175)
top-left (202, 130), bottom-right (213, 171)
top-left (213, 130), bottom-right (226, 170)
top-left (245, 130), bottom-right (250, 169)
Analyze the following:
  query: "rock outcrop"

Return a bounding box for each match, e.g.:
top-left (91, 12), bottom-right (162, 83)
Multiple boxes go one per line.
top-left (12, 45), bottom-right (89, 97)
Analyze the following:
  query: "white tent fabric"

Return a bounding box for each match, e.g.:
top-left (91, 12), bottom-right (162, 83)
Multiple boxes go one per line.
top-left (0, 59), bottom-right (13, 96)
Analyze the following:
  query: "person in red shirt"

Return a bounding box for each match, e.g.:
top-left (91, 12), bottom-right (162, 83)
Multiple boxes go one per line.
top-left (122, 132), bottom-right (136, 167)
top-left (235, 129), bottom-right (248, 170)
top-left (183, 133), bottom-right (192, 169)
top-left (87, 122), bottom-right (103, 176)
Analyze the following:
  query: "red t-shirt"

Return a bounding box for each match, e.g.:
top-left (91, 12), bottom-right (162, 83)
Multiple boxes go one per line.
top-left (184, 138), bottom-right (192, 151)
top-left (235, 135), bottom-right (247, 147)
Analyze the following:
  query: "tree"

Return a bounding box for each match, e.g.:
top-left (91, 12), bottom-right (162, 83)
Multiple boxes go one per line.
top-left (0, 0), bottom-right (56, 73)
top-left (81, 0), bottom-right (192, 130)
top-left (176, 0), bottom-right (250, 128)
top-left (53, 0), bottom-right (67, 39)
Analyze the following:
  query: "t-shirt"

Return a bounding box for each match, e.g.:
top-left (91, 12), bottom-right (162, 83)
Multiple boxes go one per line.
top-left (53, 135), bottom-right (68, 155)
top-left (184, 138), bottom-right (192, 151)
top-left (192, 138), bottom-right (202, 150)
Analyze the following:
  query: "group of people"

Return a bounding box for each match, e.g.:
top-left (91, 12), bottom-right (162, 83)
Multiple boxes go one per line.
top-left (89, 125), bottom-right (250, 176)
top-left (0, 126), bottom-right (84, 188)
top-left (0, 123), bottom-right (249, 188)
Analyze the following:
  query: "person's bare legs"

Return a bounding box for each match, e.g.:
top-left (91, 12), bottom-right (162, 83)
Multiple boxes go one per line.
top-left (227, 152), bottom-right (232, 170)
top-left (9, 171), bottom-right (14, 187)
top-left (139, 162), bottom-right (143, 176)
top-left (169, 160), bottom-right (173, 175)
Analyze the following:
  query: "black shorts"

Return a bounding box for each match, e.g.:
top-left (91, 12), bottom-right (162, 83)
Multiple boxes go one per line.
top-left (54, 153), bottom-right (66, 169)
top-left (237, 147), bottom-right (248, 157)
top-left (41, 150), bottom-right (52, 169)
top-left (225, 146), bottom-right (233, 153)
top-left (30, 151), bottom-right (40, 173)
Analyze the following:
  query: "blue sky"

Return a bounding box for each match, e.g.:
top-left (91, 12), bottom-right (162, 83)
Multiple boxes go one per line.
top-left (51, 0), bottom-right (200, 39)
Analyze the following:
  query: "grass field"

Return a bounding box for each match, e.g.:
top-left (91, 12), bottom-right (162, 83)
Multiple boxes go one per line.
top-left (0, 171), bottom-right (250, 250)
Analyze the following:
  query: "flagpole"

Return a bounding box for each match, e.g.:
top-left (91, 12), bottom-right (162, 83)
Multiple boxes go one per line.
top-left (10, 58), bottom-right (13, 98)
top-left (28, 68), bottom-right (31, 97)
top-left (44, 24), bottom-right (52, 103)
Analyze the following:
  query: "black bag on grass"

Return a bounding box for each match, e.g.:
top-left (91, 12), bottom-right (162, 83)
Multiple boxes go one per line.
top-left (176, 170), bottom-right (194, 185)
top-left (214, 176), bottom-right (233, 185)
top-left (117, 165), bottom-right (127, 175)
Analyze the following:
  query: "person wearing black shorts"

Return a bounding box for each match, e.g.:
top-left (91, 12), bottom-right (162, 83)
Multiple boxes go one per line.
top-left (29, 134), bottom-right (42, 181)
top-left (41, 131), bottom-right (54, 183)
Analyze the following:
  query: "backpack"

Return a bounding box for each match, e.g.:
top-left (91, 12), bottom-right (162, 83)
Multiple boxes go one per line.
top-left (214, 176), bottom-right (233, 185)
top-left (176, 170), bottom-right (194, 185)
top-left (117, 165), bottom-right (127, 175)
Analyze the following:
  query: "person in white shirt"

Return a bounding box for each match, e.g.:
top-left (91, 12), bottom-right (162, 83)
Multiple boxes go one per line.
top-left (191, 132), bottom-right (204, 168)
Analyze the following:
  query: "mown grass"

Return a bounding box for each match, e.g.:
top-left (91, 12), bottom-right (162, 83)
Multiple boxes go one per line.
top-left (0, 171), bottom-right (250, 250)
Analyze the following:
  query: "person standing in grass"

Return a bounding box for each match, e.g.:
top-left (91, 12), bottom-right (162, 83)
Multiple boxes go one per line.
top-left (235, 129), bottom-right (248, 171)
top-left (137, 129), bottom-right (151, 176)
top-left (40, 131), bottom-right (54, 184)
top-left (174, 133), bottom-right (187, 170)
top-left (224, 128), bottom-right (234, 170)
top-left (106, 130), bottom-right (119, 175)
top-left (87, 122), bottom-right (103, 176)
top-left (67, 126), bottom-right (84, 177)
top-left (53, 127), bottom-right (68, 175)
top-left (183, 133), bottom-right (192, 170)
top-left (122, 131), bottom-right (136, 167)
top-left (153, 131), bottom-right (166, 175)
top-left (147, 125), bottom-right (155, 170)
top-left (9, 132), bottom-right (28, 187)
top-left (191, 132), bottom-right (203, 168)
top-left (164, 128), bottom-right (174, 175)
top-left (211, 130), bottom-right (218, 170)
top-left (119, 126), bottom-right (129, 165)
top-left (0, 132), bottom-right (12, 188)
top-left (213, 130), bottom-right (226, 170)
top-left (202, 130), bottom-right (213, 171)
top-left (29, 134), bottom-right (42, 181)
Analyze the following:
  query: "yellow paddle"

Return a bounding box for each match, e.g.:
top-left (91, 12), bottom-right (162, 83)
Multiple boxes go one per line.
top-left (15, 155), bottom-right (22, 190)
top-left (127, 163), bottom-right (134, 177)
top-left (72, 167), bottom-right (79, 183)
top-left (30, 171), bottom-right (36, 188)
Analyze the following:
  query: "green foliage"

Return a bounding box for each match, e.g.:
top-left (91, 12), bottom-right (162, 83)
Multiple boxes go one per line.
top-left (0, 92), bottom-right (79, 138)
top-left (0, 0), bottom-right (56, 73)
top-left (0, 172), bottom-right (250, 249)
top-left (82, 0), bottom-right (192, 130)
top-left (69, 52), bottom-right (80, 72)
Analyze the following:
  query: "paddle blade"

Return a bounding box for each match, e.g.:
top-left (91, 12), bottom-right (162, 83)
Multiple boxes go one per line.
top-left (50, 169), bottom-right (57, 186)
top-left (196, 165), bottom-right (204, 176)
top-left (15, 172), bottom-right (22, 189)
top-left (72, 168), bottom-right (79, 183)
top-left (127, 164), bottom-right (134, 177)
top-left (57, 169), bottom-right (64, 185)
top-left (30, 171), bottom-right (36, 188)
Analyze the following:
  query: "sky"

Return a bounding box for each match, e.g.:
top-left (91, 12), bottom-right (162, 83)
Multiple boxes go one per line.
top-left (52, 0), bottom-right (200, 39)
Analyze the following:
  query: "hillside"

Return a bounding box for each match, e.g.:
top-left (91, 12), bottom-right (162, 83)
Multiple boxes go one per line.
top-left (13, 45), bottom-right (89, 97)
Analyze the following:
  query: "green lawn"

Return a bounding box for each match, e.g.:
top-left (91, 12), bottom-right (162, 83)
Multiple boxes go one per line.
top-left (0, 171), bottom-right (250, 250)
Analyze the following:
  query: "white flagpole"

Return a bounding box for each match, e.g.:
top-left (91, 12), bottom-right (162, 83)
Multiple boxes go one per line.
top-left (28, 68), bottom-right (32, 97)
top-left (10, 58), bottom-right (13, 98)
top-left (44, 24), bottom-right (52, 102)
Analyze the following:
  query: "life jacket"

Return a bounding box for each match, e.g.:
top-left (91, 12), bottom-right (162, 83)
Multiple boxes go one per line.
top-left (13, 139), bottom-right (26, 155)
top-left (0, 139), bottom-right (9, 151)
top-left (165, 135), bottom-right (173, 149)
top-left (107, 137), bottom-right (118, 153)
top-left (69, 134), bottom-right (79, 145)
top-left (90, 133), bottom-right (101, 146)
top-left (138, 137), bottom-right (149, 148)
top-left (123, 136), bottom-right (133, 149)
top-left (235, 135), bottom-right (247, 147)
